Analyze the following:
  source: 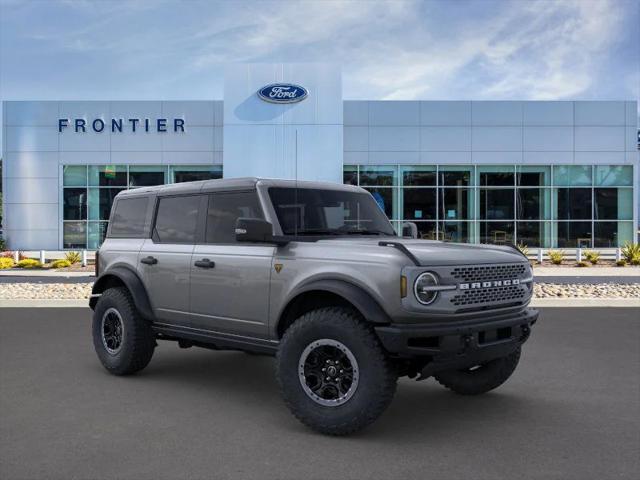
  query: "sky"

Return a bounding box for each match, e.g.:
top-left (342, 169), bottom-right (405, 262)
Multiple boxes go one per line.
top-left (0, 0), bottom-right (638, 150)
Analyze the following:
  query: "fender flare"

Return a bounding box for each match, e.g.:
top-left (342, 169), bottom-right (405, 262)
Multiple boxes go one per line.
top-left (90, 266), bottom-right (155, 321)
top-left (281, 279), bottom-right (392, 326)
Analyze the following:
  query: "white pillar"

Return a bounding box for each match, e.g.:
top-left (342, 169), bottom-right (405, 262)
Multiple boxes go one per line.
top-left (14, 251), bottom-right (19, 263)
top-left (537, 249), bottom-right (543, 264)
top-left (39, 250), bottom-right (46, 264)
top-left (576, 248), bottom-right (582, 262)
top-left (616, 248), bottom-right (622, 261)
top-left (82, 250), bottom-right (88, 267)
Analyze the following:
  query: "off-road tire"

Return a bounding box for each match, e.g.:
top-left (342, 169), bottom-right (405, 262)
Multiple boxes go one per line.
top-left (434, 347), bottom-right (521, 395)
top-left (92, 287), bottom-right (155, 376)
top-left (276, 307), bottom-right (397, 436)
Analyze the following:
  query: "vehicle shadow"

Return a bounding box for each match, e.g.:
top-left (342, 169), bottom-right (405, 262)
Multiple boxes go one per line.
top-left (128, 345), bottom-right (545, 441)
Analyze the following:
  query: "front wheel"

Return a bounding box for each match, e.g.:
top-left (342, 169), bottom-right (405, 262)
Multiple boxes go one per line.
top-left (434, 347), bottom-right (521, 395)
top-left (276, 307), bottom-right (397, 436)
top-left (92, 287), bottom-right (155, 376)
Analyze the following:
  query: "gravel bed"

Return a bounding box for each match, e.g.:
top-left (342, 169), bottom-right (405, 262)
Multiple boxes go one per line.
top-left (0, 281), bottom-right (639, 300)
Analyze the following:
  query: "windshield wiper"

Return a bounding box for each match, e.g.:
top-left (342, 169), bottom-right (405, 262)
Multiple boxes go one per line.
top-left (290, 229), bottom-right (342, 236)
top-left (344, 229), bottom-right (392, 236)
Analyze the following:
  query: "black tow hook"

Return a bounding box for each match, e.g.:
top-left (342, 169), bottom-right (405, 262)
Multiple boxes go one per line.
top-left (520, 325), bottom-right (531, 341)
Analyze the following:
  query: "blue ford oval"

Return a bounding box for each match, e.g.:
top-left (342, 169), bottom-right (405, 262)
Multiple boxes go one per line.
top-left (258, 83), bottom-right (308, 104)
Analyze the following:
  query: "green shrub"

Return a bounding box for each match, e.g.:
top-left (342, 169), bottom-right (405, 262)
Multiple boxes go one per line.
top-left (583, 250), bottom-right (600, 265)
top-left (516, 242), bottom-right (529, 257)
top-left (65, 251), bottom-right (82, 264)
top-left (576, 260), bottom-right (589, 267)
top-left (51, 259), bottom-right (72, 269)
top-left (548, 250), bottom-right (564, 265)
top-left (621, 242), bottom-right (640, 264)
top-left (17, 258), bottom-right (43, 269)
top-left (0, 257), bottom-right (15, 269)
top-left (631, 256), bottom-right (640, 266)
top-left (616, 259), bottom-right (627, 267)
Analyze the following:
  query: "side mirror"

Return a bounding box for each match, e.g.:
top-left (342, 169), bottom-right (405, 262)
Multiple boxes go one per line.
top-left (235, 218), bottom-right (288, 245)
top-left (402, 222), bottom-right (418, 239)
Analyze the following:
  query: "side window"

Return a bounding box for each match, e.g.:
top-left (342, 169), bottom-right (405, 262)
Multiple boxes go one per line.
top-left (109, 197), bottom-right (149, 237)
top-left (205, 191), bottom-right (263, 244)
top-left (153, 195), bottom-right (201, 244)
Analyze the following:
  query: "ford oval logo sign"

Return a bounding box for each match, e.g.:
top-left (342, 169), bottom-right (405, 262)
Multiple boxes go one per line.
top-left (258, 83), bottom-right (308, 104)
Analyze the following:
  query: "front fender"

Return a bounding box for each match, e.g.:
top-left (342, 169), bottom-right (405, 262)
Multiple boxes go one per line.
top-left (283, 278), bottom-right (392, 325)
top-left (90, 266), bottom-right (155, 321)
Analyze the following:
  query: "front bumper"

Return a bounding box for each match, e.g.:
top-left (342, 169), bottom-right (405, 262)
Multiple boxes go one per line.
top-left (375, 308), bottom-right (538, 376)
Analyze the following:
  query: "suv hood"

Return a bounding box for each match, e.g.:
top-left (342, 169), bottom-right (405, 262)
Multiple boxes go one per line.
top-left (314, 237), bottom-right (527, 266)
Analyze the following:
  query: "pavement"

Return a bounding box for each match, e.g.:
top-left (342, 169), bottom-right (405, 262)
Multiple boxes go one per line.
top-left (1, 307), bottom-right (638, 480)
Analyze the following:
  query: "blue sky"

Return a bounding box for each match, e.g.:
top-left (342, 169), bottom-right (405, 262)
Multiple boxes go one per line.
top-left (0, 0), bottom-right (638, 149)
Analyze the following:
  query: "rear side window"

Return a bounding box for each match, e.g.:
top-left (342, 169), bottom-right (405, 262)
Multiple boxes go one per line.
top-left (205, 191), bottom-right (263, 244)
top-left (109, 197), bottom-right (149, 237)
top-left (154, 195), bottom-right (201, 244)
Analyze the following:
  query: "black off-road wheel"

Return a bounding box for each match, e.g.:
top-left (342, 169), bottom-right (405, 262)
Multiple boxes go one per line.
top-left (92, 287), bottom-right (155, 376)
top-left (434, 347), bottom-right (521, 395)
top-left (276, 307), bottom-right (397, 436)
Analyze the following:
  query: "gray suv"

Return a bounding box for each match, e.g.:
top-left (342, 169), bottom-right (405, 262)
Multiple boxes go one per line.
top-left (90, 177), bottom-right (538, 435)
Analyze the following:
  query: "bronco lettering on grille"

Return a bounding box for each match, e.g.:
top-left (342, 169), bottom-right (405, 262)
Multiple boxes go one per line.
top-left (459, 279), bottom-right (520, 290)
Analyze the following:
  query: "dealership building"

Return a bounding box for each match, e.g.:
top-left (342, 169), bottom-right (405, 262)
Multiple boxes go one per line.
top-left (2, 63), bottom-right (638, 250)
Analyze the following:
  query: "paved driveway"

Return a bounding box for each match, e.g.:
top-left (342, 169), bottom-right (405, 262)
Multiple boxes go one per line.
top-left (1, 307), bottom-right (638, 480)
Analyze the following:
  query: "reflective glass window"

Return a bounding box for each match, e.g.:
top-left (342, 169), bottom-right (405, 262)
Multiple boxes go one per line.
top-left (479, 189), bottom-right (514, 220)
top-left (171, 165), bottom-right (222, 183)
top-left (343, 165), bottom-right (358, 185)
top-left (63, 222), bottom-right (86, 249)
top-left (439, 188), bottom-right (472, 220)
top-left (478, 166), bottom-right (514, 186)
top-left (480, 222), bottom-right (515, 245)
top-left (556, 222), bottom-right (592, 248)
top-left (359, 166), bottom-right (396, 187)
top-left (438, 166), bottom-right (472, 186)
top-left (153, 195), bottom-right (201, 244)
top-left (552, 165), bottom-right (591, 186)
top-left (89, 165), bottom-right (127, 187)
top-left (129, 165), bottom-right (166, 187)
top-left (403, 189), bottom-right (436, 220)
top-left (401, 166), bottom-right (436, 186)
top-left (594, 165), bottom-right (633, 186)
top-left (517, 166), bottom-right (550, 186)
top-left (63, 188), bottom-right (87, 220)
top-left (555, 188), bottom-right (591, 220)
top-left (63, 166), bottom-right (87, 186)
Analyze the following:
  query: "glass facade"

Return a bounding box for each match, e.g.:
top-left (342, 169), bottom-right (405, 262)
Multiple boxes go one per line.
top-left (344, 164), bottom-right (634, 248)
top-left (62, 164), bottom-right (222, 248)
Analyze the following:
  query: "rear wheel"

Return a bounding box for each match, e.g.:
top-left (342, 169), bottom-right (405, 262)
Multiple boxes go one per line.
top-left (92, 287), bottom-right (155, 376)
top-left (434, 348), bottom-right (521, 395)
top-left (276, 307), bottom-right (397, 435)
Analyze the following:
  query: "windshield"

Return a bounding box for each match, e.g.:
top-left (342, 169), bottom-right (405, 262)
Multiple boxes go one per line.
top-left (268, 187), bottom-right (396, 236)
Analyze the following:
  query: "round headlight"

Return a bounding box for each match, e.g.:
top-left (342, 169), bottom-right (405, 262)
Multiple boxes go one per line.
top-left (414, 272), bottom-right (439, 305)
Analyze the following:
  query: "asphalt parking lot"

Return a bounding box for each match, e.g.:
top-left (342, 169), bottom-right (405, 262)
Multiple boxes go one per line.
top-left (1, 307), bottom-right (638, 480)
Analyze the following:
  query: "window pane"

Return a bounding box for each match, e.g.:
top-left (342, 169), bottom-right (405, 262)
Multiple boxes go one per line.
top-left (109, 197), bottom-right (149, 237)
top-left (439, 188), bottom-right (472, 220)
top-left (402, 188), bottom-right (436, 220)
top-left (517, 166), bottom-right (550, 186)
top-left (89, 165), bottom-right (127, 186)
top-left (63, 166), bottom-right (86, 186)
top-left (269, 188), bottom-right (395, 236)
top-left (206, 192), bottom-right (264, 243)
top-left (88, 188), bottom-right (125, 221)
top-left (595, 188), bottom-right (633, 220)
top-left (479, 189), bottom-right (514, 220)
top-left (553, 165), bottom-right (591, 186)
top-left (438, 166), bottom-right (472, 186)
top-left (343, 166), bottom-right (358, 185)
top-left (555, 188), bottom-right (591, 219)
top-left (593, 221), bottom-right (633, 247)
top-left (441, 221), bottom-right (470, 242)
top-left (595, 165), bottom-right (632, 186)
top-left (414, 221), bottom-right (438, 240)
top-left (129, 165), bottom-right (166, 187)
top-left (517, 188), bottom-right (551, 220)
top-left (517, 222), bottom-right (551, 248)
top-left (556, 221), bottom-right (592, 248)
top-left (359, 166), bottom-right (396, 187)
top-left (63, 188), bottom-right (87, 220)
top-left (478, 166), bottom-right (514, 186)
top-left (480, 222), bottom-right (514, 245)
top-left (154, 195), bottom-right (201, 243)
top-left (401, 166), bottom-right (436, 186)
top-left (171, 165), bottom-right (222, 183)
top-left (88, 222), bottom-right (108, 249)
top-left (63, 222), bottom-right (86, 248)
top-left (363, 187), bottom-right (396, 219)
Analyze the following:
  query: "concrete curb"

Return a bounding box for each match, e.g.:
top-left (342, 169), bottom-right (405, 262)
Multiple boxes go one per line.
top-left (1, 298), bottom-right (638, 309)
top-left (0, 270), bottom-right (95, 278)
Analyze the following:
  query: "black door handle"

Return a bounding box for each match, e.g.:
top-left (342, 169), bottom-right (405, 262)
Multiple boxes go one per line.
top-left (140, 256), bottom-right (158, 265)
top-left (194, 259), bottom-right (215, 269)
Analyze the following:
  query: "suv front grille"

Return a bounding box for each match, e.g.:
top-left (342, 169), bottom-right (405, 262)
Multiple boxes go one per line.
top-left (450, 284), bottom-right (527, 307)
top-left (451, 264), bottom-right (527, 283)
